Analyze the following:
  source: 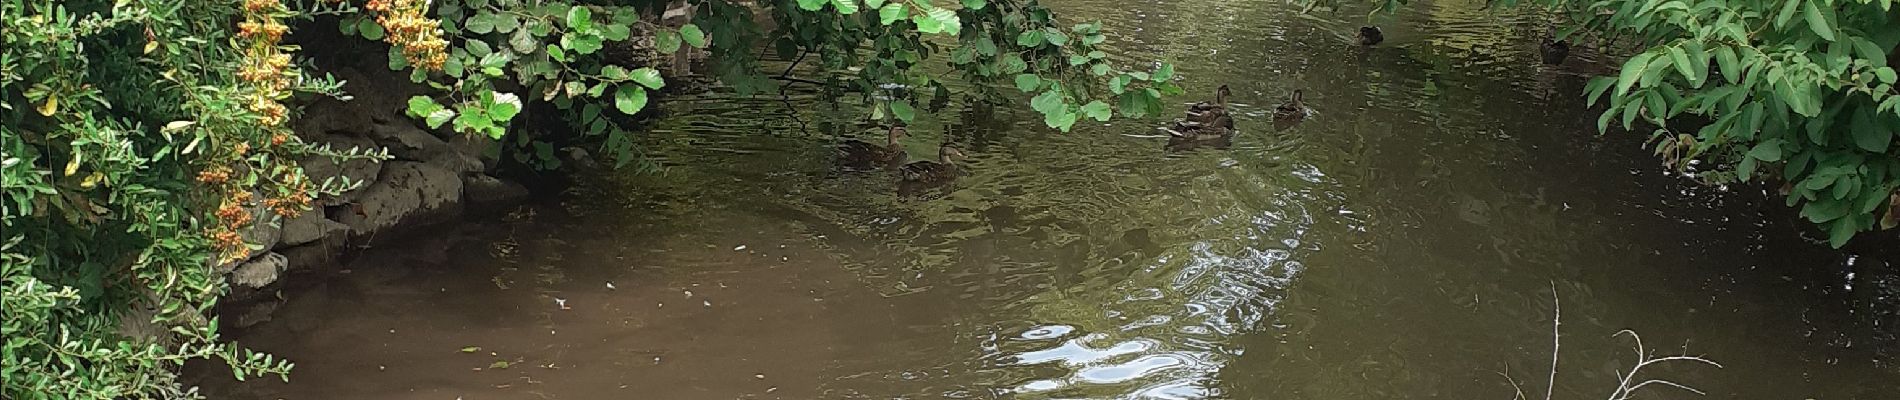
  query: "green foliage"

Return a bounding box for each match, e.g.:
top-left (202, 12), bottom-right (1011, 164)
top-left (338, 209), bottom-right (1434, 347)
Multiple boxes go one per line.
top-left (367, 0), bottom-right (1182, 172)
top-left (1, 0), bottom-right (375, 398)
top-left (1322, 0), bottom-right (1900, 247)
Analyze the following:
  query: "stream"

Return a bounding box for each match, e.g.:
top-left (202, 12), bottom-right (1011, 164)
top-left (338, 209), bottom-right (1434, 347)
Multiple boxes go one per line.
top-left (201, 0), bottom-right (1898, 398)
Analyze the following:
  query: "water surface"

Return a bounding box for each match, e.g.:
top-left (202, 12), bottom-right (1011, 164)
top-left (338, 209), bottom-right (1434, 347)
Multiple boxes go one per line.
top-left (203, 0), bottom-right (1899, 398)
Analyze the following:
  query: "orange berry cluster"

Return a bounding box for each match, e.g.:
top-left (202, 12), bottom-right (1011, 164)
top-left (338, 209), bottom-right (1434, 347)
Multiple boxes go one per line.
top-left (366, 0), bottom-right (449, 71)
top-left (206, 0), bottom-right (316, 263)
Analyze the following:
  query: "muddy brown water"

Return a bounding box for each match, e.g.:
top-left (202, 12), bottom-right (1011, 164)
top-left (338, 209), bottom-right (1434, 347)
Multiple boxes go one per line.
top-left (200, 0), bottom-right (1900, 398)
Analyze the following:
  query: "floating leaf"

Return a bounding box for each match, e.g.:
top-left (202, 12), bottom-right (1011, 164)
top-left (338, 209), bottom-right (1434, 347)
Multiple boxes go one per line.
top-left (460, 346), bottom-right (481, 353)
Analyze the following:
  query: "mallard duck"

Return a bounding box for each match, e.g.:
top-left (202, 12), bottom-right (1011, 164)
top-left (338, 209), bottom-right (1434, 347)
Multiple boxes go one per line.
top-left (900, 144), bottom-right (966, 184)
top-left (1541, 38), bottom-right (1570, 65)
top-left (1163, 113), bottom-right (1235, 141)
top-left (838, 126), bottom-right (908, 171)
top-left (1186, 85), bottom-right (1231, 123)
top-left (1274, 90), bottom-right (1310, 122)
top-left (1358, 26), bottom-right (1384, 46)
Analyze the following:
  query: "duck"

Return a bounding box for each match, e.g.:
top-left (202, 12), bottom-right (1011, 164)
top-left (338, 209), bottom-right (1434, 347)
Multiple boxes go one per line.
top-left (1358, 26), bottom-right (1384, 46)
top-left (1541, 37), bottom-right (1570, 65)
top-left (1274, 90), bottom-right (1310, 122)
top-left (837, 125), bottom-right (908, 171)
top-left (1163, 113), bottom-right (1235, 141)
top-left (899, 144), bottom-right (966, 184)
top-left (1185, 85), bottom-right (1232, 123)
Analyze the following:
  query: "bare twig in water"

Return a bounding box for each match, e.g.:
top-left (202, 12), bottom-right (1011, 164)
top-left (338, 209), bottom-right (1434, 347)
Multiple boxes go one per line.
top-left (1545, 283), bottom-right (1561, 400)
top-left (1603, 330), bottom-right (1724, 400)
top-left (1496, 284), bottom-right (1722, 400)
top-left (1493, 365), bottom-right (1529, 400)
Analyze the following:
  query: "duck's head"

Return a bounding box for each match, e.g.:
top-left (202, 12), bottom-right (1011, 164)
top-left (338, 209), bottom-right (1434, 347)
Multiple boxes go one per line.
top-left (1292, 89), bottom-right (1305, 102)
top-left (939, 145), bottom-right (967, 163)
top-left (887, 126), bottom-right (909, 143)
top-left (1359, 26), bottom-right (1381, 36)
top-left (1215, 85), bottom-right (1232, 104)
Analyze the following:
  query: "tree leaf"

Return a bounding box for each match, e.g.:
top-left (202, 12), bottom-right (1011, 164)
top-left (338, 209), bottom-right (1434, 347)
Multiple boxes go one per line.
top-left (407, 95), bottom-right (443, 117)
top-left (1851, 109), bottom-right (1893, 152)
top-left (963, 0), bottom-right (987, 9)
top-left (879, 4), bottom-right (907, 25)
top-left (1014, 74), bottom-right (1041, 92)
top-left (656, 31), bottom-right (682, 54)
top-left (1775, 0), bottom-right (1801, 29)
top-left (1713, 46), bottom-right (1741, 83)
top-left (360, 18), bottom-right (386, 40)
top-left (890, 101), bottom-right (916, 122)
top-left (630, 68), bottom-right (665, 89)
top-left (1081, 100), bottom-right (1111, 122)
top-left (1747, 140), bottom-right (1783, 162)
top-left (831, 0), bottom-right (860, 14)
top-left (680, 24), bottom-right (708, 48)
top-left (1616, 52), bottom-right (1656, 96)
top-left (798, 0), bottom-right (827, 11)
top-left (466, 13), bottom-right (497, 34)
top-left (426, 109), bottom-right (456, 129)
top-left (614, 86), bottom-right (648, 115)
top-left (928, 8), bottom-right (961, 35)
top-left (1017, 30), bottom-right (1044, 46)
top-left (1802, 1), bottom-right (1834, 41)
top-left (489, 92), bottom-right (523, 122)
top-left (1152, 63), bottom-right (1175, 81)
top-left (567, 6), bottom-right (593, 31)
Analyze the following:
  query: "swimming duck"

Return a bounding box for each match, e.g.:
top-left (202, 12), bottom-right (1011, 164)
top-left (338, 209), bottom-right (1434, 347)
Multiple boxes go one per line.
top-left (1185, 85), bottom-right (1232, 123)
top-left (1164, 113), bottom-right (1235, 141)
top-left (1358, 26), bottom-right (1384, 46)
top-left (1541, 38), bottom-right (1570, 65)
top-left (899, 144), bottom-right (966, 184)
top-left (1274, 90), bottom-right (1310, 122)
top-left (838, 126), bottom-right (908, 171)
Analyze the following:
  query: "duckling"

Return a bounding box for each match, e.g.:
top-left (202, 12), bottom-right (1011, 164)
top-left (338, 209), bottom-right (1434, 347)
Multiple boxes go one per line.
top-left (1163, 113), bottom-right (1235, 141)
top-left (1185, 85), bottom-right (1232, 123)
top-left (1274, 90), bottom-right (1310, 123)
top-left (838, 126), bottom-right (908, 171)
top-left (1541, 38), bottom-right (1570, 65)
top-left (1358, 26), bottom-right (1384, 46)
top-left (899, 144), bottom-right (966, 184)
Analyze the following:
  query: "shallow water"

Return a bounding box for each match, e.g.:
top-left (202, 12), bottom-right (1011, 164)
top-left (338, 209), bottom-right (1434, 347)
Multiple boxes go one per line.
top-left (202, 0), bottom-right (1899, 398)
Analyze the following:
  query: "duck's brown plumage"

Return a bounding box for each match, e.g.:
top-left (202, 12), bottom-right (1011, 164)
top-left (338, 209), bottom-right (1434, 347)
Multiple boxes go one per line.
top-left (1185, 85), bottom-right (1231, 124)
top-left (1274, 90), bottom-right (1309, 122)
top-left (838, 126), bottom-right (908, 170)
top-left (1165, 114), bottom-right (1235, 141)
top-left (900, 145), bottom-right (966, 184)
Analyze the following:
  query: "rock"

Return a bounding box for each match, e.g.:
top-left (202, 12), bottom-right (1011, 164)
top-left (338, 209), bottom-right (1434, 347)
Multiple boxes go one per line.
top-left (232, 252), bottom-right (287, 289)
top-left (300, 131), bottom-right (386, 206)
top-left (369, 122), bottom-right (483, 175)
top-left (280, 235), bottom-right (343, 273)
top-left (333, 161), bottom-right (464, 238)
top-left (446, 133), bottom-right (501, 172)
top-left (561, 146), bottom-right (600, 169)
top-left (278, 209), bottom-right (347, 248)
top-left (464, 174), bottom-right (529, 211)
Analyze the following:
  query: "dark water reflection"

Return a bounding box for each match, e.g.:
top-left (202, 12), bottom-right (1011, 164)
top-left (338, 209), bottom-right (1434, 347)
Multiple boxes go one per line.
top-left (203, 0), bottom-right (1898, 398)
